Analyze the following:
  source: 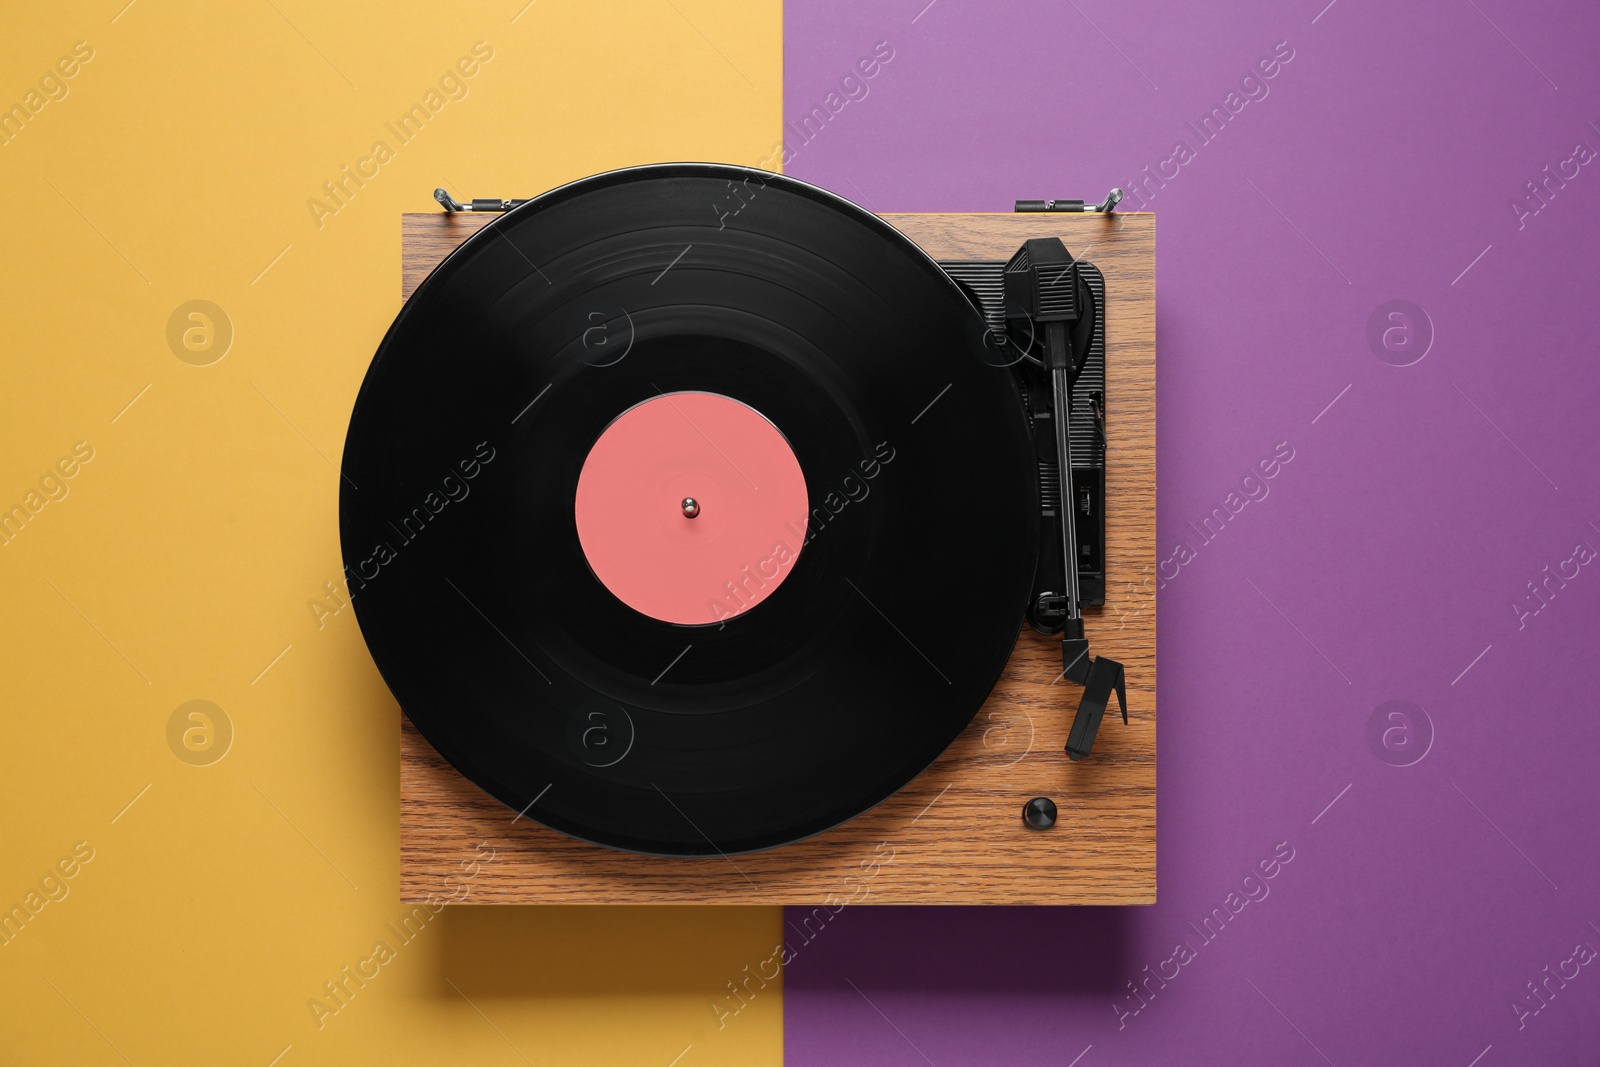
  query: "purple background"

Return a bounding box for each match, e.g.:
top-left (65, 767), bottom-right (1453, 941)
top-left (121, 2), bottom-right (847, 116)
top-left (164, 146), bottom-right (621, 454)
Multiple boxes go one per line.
top-left (782, 1), bottom-right (1600, 1064)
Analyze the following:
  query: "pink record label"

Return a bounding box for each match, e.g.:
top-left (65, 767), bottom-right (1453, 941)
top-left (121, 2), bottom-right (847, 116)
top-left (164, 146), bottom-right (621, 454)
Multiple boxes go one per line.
top-left (574, 392), bottom-right (809, 625)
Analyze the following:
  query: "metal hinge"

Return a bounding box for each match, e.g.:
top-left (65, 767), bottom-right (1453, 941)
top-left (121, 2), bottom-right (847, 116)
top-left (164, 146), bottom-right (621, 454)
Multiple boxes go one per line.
top-left (1014, 188), bottom-right (1124, 214)
top-left (434, 188), bottom-right (527, 213)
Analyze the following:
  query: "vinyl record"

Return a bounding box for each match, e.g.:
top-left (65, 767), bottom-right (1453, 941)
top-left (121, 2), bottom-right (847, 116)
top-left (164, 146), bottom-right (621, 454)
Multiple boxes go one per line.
top-left (340, 163), bottom-right (1037, 854)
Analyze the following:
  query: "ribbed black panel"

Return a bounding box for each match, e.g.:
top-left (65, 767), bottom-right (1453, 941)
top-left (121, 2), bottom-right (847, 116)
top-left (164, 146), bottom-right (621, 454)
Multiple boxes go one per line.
top-left (938, 259), bottom-right (1105, 467)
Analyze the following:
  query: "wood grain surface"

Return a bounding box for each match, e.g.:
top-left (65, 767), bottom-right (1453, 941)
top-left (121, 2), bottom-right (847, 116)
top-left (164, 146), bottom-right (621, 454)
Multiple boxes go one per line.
top-left (396, 209), bottom-right (1156, 904)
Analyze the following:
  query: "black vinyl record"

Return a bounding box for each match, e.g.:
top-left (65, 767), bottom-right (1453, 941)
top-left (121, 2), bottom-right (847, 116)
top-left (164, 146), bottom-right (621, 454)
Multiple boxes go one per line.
top-left (340, 163), bottom-right (1037, 854)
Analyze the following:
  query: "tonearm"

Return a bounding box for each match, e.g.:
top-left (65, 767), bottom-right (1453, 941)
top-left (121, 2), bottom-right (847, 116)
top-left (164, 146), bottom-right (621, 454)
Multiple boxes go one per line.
top-left (1003, 235), bottom-right (1128, 762)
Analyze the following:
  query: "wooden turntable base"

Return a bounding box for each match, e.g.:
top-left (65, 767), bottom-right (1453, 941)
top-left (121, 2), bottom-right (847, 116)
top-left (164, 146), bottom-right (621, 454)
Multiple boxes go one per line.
top-left (395, 208), bottom-right (1155, 905)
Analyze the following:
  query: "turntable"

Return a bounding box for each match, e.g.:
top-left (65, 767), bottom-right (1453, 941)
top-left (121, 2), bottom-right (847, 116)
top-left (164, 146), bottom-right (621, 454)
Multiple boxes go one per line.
top-left (341, 164), bottom-right (1155, 904)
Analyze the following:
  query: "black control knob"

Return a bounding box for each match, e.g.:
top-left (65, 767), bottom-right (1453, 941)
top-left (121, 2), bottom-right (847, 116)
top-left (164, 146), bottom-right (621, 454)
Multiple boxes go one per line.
top-left (1022, 796), bottom-right (1057, 831)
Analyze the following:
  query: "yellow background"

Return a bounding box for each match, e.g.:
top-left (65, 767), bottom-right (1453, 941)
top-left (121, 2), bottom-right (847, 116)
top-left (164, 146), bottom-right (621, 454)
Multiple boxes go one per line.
top-left (0, 2), bottom-right (784, 1062)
